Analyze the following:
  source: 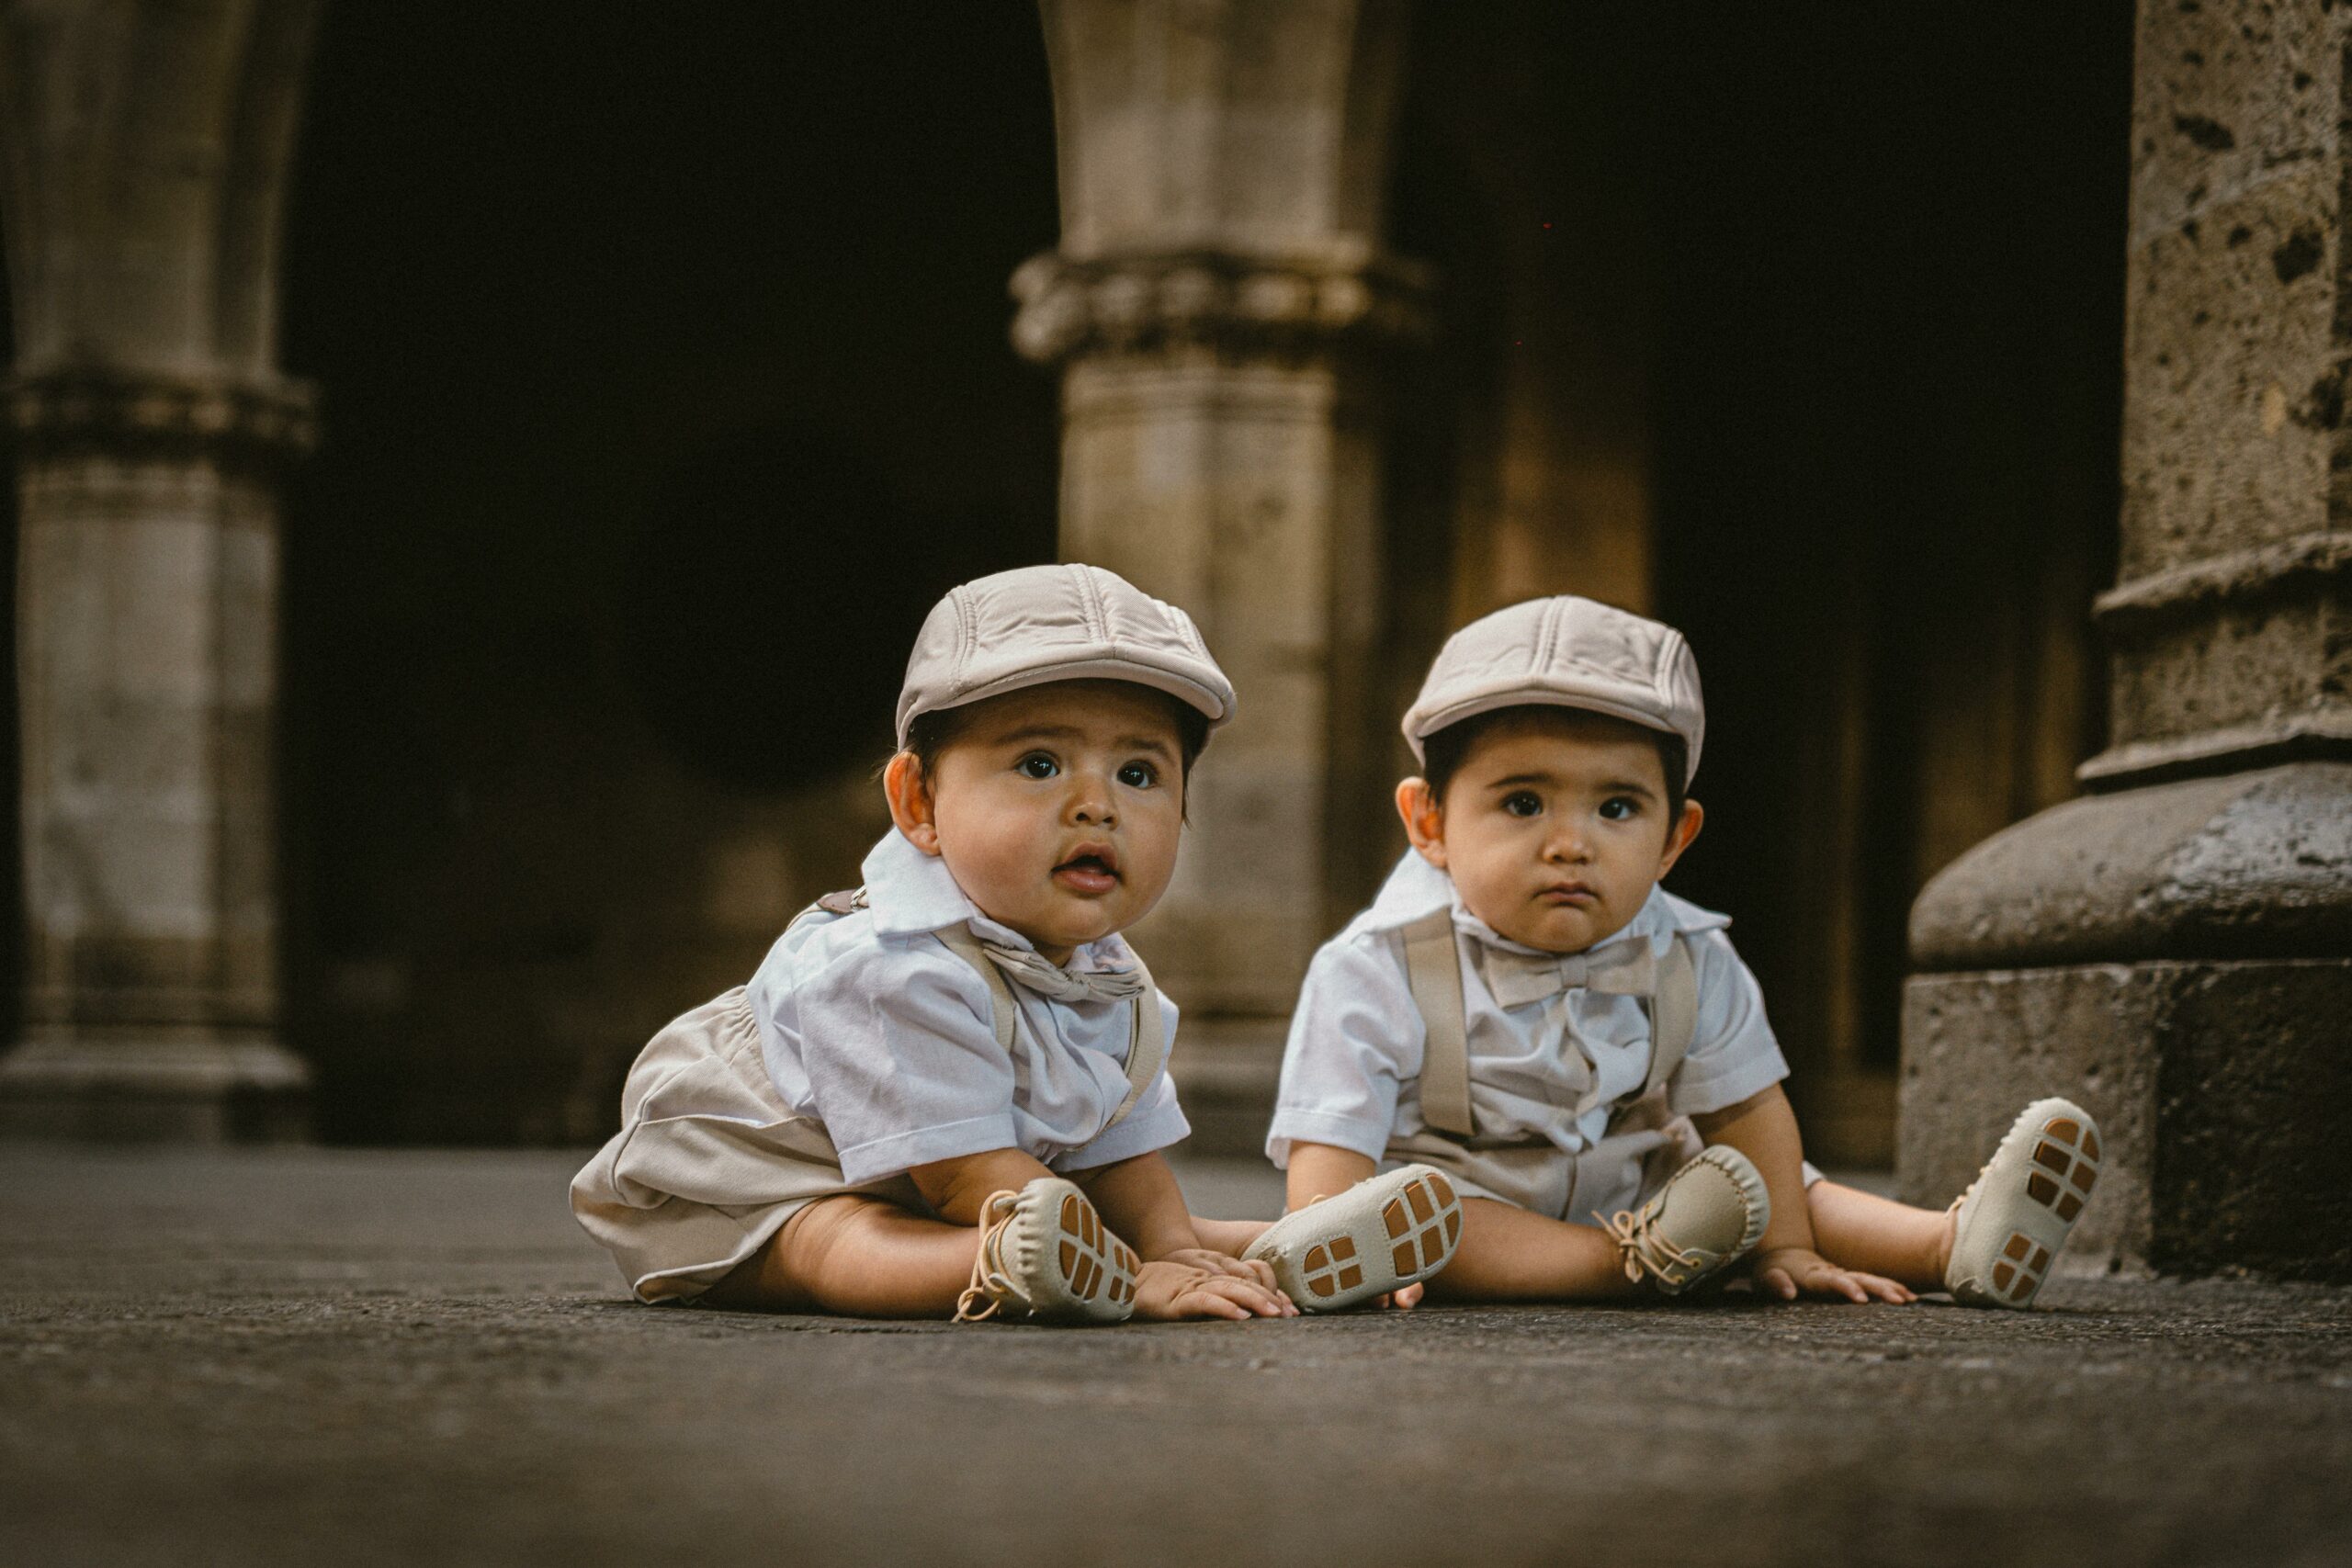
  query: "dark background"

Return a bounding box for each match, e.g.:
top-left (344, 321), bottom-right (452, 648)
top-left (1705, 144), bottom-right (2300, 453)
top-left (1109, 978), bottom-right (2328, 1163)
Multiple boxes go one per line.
top-left (0, 4), bottom-right (2133, 1146)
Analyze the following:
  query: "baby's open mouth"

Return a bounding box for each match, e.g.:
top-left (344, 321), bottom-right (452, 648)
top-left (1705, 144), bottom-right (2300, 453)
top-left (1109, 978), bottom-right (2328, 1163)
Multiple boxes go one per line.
top-left (1054, 850), bottom-right (1120, 893)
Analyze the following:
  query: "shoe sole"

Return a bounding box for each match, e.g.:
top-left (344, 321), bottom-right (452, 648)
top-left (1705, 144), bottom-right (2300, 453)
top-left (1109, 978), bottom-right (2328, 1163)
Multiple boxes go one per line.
top-left (1987, 1106), bottom-right (2100, 1306)
top-left (1050, 1190), bottom-right (1139, 1314)
top-left (1252, 1166), bottom-right (1462, 1312)
top-left (1957, 1100), bottom-right (2101, 1308)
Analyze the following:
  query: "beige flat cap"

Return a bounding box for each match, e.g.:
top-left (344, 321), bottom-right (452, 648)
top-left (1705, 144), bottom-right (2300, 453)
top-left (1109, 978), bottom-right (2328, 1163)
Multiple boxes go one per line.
top-left (896, 564), bottom-right (1235, 748)
top-left (1403, 596), bottom-right (1704, 784)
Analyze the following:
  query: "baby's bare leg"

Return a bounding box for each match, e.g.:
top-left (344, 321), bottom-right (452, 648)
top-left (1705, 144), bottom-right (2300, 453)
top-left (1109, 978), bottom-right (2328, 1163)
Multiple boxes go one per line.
top-left (1420, 1197), bottom-right (1642, 1303)
top-left (703, 1194), bottom-right (977, 1317)
top-left (1806, 1180), bottom-right (1953, 1291)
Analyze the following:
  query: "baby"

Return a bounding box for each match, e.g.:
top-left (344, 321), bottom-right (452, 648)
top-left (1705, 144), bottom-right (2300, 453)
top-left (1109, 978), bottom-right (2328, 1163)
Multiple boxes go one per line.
top-left (1267, 595), bottom-right (2100, 1308)
top-left (572, 564), bottom-right (1459, 1323)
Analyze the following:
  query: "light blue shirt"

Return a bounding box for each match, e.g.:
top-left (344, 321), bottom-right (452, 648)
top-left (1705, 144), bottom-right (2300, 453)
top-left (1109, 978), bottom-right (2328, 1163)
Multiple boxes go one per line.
top-left (744, 830), bottom-right (1189, 1186)
top-left (1267, 850), bottom-right (1790, 1168)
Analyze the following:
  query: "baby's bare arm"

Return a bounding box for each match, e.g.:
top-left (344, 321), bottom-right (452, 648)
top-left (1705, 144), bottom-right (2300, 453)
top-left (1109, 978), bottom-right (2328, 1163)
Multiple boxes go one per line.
top-left (1075, 1152), bottom-right (1294, 1314)
top-left (1692, 1085), bottom-right (1815, 1252)
top-left (1069, 1149), bottom-right (1201, 1258)
top-left (1693, 1085), bottom-right (1909, 1303)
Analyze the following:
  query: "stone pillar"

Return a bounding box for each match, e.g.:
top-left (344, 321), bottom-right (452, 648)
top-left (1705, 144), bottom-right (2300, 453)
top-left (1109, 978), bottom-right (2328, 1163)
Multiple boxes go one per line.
top-left (0, 0), bottom-right (322, 1140)
top-left (1014, 0), bottom-right (1425, 1117)
top-left (1898, 0), bottom-right (2352, 1280)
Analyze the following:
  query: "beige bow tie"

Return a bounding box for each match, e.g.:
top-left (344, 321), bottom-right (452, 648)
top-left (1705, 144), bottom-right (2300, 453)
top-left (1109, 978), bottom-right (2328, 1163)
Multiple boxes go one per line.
top-left (978, 940), bottom-right (1149, 1007)
top-left (1476, 938), bottom-right (1657, 1011)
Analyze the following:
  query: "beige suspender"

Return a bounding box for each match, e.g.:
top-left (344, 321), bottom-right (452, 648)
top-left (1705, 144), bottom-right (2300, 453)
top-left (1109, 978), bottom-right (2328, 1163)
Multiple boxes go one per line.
top-left (798, 890), bottom-right (1165, 1139)
top-left (1643, 938), bottom-right (1697, 1099)
top-left (1397, 907), bottom-right (1698, 1140)
top-left (931, 921), bottom-right (1023, 1054)
top-left (1401, 909), bottom-right (1476, 1137)
top-left (931, 920), bottom-right (1166, 1137)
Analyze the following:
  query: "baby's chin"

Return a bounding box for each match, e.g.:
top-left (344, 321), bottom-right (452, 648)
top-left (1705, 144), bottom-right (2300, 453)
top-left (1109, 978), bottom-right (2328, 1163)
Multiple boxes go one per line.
top-left (1484, 905), bottom-right (1635, 955)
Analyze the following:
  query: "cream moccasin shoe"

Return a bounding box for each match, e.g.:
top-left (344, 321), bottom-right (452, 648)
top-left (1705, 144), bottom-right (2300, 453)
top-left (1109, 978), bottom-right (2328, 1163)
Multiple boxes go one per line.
top-left (955, 1177), bottom-right (1137, 1324)
top-left (1244, 1164), bottom-right (1463, 1312)
top-left (1944, 1097), bottom-right (2102, 1309)
top-left (1600, 1145), bottom-right (1770, 1295)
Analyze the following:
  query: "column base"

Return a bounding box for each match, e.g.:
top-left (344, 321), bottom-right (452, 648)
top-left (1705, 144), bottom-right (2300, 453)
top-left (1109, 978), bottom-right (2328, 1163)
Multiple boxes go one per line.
top-left (0, 1029), bottom-right (311, 1143)
top-left (1167, 1016), bottom-right (1287, 1158)
top-left (1898, 762), bottom-right (2352, 1281)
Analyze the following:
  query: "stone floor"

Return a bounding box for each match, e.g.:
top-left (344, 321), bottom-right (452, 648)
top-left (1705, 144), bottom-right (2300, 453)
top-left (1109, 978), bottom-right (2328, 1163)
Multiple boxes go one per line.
top-left (3, 1148), bottom-right (2348, 1568)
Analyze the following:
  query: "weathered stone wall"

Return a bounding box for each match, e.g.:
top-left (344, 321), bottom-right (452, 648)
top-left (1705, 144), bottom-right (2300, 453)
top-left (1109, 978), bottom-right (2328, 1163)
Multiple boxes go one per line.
top-left (1899, 1), bottom-right (2352, 1280)
top-left (0, 0), bottom-right (322, 1139)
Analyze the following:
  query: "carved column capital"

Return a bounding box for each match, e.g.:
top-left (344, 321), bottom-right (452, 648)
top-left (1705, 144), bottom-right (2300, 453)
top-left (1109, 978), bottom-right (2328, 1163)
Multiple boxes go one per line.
top-left (7, 369), bottom-right (319, 468)
top-left (1010, 250), bottom-right (1433, 368)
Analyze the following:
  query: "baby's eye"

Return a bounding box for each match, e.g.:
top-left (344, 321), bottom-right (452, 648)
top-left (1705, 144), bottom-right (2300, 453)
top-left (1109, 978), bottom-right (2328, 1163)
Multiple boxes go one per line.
top-left (1117, 760), bottom-right (1160, 789)
top-left (1016, 752), bottom-right (1059, 780)
top-left (1501, 791), bottom-right (1543, 818)
top-left (1599, 795), bottom-right (1642, 821)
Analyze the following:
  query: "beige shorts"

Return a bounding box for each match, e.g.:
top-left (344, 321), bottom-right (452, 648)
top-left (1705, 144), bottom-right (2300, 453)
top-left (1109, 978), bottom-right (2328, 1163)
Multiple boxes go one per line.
top-left (570, 988), bottom-right (926, 1303)
top-left (1382, 1088), bottom-right (1822, 1225)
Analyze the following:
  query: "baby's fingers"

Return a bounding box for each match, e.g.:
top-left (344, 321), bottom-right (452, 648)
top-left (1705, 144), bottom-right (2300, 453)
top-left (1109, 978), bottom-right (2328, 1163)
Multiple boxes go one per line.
top-left (1849, 1270), bottom-right (1916, 1304)
top-left (1759, 1266), bottom-right (1799, 1302)
top-left (1234, 1257), bottom-right (1283, 1296)
top-left (1183, 1276), bottom-right (1288, 1320)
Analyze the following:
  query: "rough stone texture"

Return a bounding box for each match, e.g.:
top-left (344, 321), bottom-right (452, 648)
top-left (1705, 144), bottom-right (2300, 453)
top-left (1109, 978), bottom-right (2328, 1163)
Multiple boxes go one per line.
top-left (2120, 0), bottom-right (2342, 578)
top-left (1899, 966), bottom-right (2160, 1270)
top-left (1908, 763), bottom-right (2352, 969)
top-left (1898, 1), bottom-right (2352, 1280)
top-left (0, 0), bottom-right (323, 1138)
top-left (4, 1148), bottom-right (2348, 1568)
top-left (1902, 956), bottom-right (2352, 1279)
top-left (1019, 0), bottom-right (1419, 1029)
top-left (2088, 0), bottom-right (2352, 780)
top-left (2154, 956), bottom-right (2352, 1279)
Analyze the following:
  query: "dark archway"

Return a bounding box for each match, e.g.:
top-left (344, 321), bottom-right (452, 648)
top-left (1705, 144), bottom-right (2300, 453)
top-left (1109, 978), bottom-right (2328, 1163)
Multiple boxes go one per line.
top-left (1387, 3), bottom-right (2132, 1163)
top-left (278, 6), bottom-right (1060, 1142)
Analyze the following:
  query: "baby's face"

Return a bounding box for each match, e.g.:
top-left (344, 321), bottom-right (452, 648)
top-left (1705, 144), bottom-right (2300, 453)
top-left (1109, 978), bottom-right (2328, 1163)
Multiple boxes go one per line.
top-left (1402, 709), bottom-right (1699, 955)
top-left (896, 681), bottom-right (1187, 964)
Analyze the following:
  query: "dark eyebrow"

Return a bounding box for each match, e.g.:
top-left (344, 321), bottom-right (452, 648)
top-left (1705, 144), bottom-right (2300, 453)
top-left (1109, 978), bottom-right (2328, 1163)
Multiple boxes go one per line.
top-left (991, 724), bottom-right (1085, 747)
top-left (1484, 772), bottom-right (1657, 800)
top-left (989, 724), bottom-right (1176, 760)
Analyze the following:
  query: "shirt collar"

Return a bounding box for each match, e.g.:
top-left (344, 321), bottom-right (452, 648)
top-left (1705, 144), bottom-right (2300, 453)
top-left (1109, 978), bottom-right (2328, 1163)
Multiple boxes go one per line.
top-left (1359, 848), bottom-right (1731, 958)
top-left (861, 829), bottom-right (985, 939)
top-left (854, 829), bottom-right (1134, 970)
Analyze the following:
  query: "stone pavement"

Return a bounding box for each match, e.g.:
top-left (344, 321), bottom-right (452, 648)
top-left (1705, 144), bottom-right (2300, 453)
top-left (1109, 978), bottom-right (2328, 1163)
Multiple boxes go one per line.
top-left (4, 1149), bottom-right (2347, 1568)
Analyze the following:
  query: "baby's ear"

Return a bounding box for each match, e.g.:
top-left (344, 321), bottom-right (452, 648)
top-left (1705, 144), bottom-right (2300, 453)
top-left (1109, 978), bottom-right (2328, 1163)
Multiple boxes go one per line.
top-left (1656, 797), bottom-right (1704, 877)
top-left (1395, 777), bottom-right (1447, 868)
top-left (883, 751), bottom-right (944, 855)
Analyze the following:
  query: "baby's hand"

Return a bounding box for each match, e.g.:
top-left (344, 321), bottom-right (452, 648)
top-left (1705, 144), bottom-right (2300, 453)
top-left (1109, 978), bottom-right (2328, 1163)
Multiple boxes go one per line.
top-left (1132, 1258), bottom-right (1295, 1321)
top-left (1751, 1247), bottom-right (1915, 1304)
top-left (1156, 1247), bottom-right (1291, 1305)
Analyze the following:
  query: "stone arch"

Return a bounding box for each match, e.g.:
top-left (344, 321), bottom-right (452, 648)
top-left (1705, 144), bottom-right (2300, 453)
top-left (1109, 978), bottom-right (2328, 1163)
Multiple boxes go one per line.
top-left (0, 0), bottom-right (322, 1139)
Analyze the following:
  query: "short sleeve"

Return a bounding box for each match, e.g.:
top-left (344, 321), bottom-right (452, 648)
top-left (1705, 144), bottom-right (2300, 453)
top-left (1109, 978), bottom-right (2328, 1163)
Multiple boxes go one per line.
top-left (1057, 993), bottom-right (1192, 1171)
top-left (1664, 929), bottom-right (1791, 1117)
top-left (1265, 934), bottom-right (1423, 1167)
top-left (787, 940), bottom-right (1023, 1185)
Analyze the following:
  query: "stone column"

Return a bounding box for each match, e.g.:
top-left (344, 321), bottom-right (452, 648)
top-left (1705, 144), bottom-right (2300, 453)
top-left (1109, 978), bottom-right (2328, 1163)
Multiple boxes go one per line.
top-left (0, 0), bottom-right (322, 1140)
top-left (1014, 0), bottom-right (1424, 1119)
top-left (1898, 0), bottom-right (2352, 1279)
